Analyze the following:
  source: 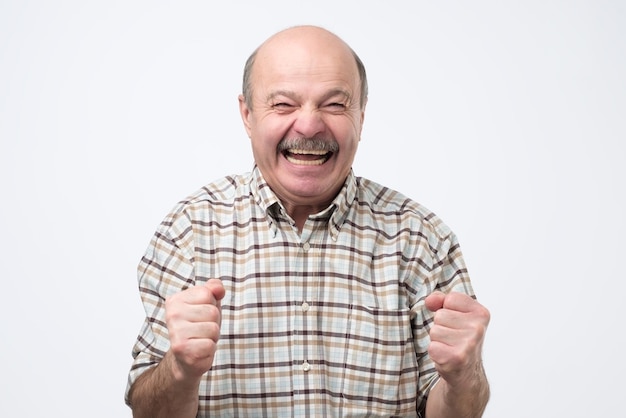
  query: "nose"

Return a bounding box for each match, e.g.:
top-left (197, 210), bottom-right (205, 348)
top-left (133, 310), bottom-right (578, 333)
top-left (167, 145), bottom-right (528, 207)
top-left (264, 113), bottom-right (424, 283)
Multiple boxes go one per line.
top-left (292, 107), bottom-right (326, 138)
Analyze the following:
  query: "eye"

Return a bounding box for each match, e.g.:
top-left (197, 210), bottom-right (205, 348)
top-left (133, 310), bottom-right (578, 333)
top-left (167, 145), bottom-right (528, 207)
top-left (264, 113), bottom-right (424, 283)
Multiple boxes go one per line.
top-left (271, 102), bottom-right (297, 114)
top-left (272, 102), bottom-right (293, 109)
top-left (325, 102), bottom-right (347, 112)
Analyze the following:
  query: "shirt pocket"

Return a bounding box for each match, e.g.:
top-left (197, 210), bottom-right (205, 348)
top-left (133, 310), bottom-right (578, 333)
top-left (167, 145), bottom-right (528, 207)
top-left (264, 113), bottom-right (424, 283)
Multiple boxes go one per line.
top-left (338, 306), bottom-right (418, 416)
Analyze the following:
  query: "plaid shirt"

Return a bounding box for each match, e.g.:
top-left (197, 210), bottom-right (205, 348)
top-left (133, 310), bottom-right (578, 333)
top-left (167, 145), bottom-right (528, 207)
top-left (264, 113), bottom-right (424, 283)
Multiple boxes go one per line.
top-left (126, 165), bottom-right (475, 417)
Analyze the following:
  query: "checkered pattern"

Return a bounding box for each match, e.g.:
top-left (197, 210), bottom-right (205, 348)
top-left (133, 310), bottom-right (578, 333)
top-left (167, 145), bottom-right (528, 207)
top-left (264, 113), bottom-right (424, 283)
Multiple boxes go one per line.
top-left (126, 165), bottom-right (475, 417)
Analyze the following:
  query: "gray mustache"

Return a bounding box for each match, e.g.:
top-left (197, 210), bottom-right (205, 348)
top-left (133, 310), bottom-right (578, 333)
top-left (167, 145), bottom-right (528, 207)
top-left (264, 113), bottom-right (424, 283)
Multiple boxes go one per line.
top-left (277, 138), bottom-right (339, 153)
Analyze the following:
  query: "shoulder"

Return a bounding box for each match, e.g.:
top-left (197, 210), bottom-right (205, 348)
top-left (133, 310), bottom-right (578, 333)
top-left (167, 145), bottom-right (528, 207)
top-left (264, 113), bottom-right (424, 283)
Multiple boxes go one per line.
top-left (157, 172), bottom-right (251, 232)
top-left (355, 176), bottom-right (454, 243)
top-left (183, 173), bottom-right (250, 206)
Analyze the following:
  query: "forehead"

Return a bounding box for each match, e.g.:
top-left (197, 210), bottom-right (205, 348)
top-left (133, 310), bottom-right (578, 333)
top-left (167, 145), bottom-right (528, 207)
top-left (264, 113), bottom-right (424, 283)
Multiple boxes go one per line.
top-left (251, 31), bottom-right (360, 98)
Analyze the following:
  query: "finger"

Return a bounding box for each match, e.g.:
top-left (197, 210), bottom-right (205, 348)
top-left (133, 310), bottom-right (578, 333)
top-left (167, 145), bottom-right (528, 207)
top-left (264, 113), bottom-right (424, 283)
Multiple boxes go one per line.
top-left (431, 302), bottom-right (490, 336)
top-left (205, 279), bottom-right (226, 303)
top-left (166, 292), bottom-right (222, 330)
top-left (431, 307), bottom-right (464, 328)
top-left (167, 285), bottom-right (214, 306)
top-left (441, 292), bottom-right (481, 313)
top-left (181, 303), bottom-right (221, 323)
top-left (171, 321), bottom-right (221, 343)
top-left (428, 322), bottom-right (464, 346)
top-left (424, 291), bottom-right (446, 312)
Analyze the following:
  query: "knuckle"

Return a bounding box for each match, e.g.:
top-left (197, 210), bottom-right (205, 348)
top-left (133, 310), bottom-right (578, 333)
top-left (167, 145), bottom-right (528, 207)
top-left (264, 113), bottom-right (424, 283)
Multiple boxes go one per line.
top-left (208, 321), bottom-right (221, 340)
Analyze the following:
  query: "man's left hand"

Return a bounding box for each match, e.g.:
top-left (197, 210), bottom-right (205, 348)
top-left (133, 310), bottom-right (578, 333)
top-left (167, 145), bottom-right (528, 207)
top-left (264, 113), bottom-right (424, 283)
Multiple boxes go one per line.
top-left (425, 291), bottom-right (490, 389)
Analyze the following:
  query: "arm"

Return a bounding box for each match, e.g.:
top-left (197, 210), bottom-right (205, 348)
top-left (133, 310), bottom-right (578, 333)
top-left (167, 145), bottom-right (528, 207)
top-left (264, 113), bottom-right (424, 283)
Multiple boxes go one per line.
top-left (128, 351), bottom-right (202, 418)
top-left (128, 279), bottom-right (225, 418)
top-left (424, 292), bottom-right (490, 418)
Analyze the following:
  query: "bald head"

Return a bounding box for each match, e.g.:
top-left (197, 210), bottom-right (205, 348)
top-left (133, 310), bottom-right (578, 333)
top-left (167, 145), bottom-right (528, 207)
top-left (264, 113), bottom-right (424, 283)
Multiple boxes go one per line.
top-left (242, 26), bottom-right (368, 110)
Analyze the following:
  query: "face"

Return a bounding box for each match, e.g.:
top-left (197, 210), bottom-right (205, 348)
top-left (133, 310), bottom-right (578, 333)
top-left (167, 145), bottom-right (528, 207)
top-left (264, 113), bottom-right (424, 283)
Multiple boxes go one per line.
top-left (239, 28), bottom-right (365, 214)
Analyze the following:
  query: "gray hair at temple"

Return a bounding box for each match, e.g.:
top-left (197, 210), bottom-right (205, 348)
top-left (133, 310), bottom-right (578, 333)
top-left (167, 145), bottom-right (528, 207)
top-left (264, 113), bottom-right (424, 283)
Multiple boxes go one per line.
top-left (241, 39), bottom-right (369, 111)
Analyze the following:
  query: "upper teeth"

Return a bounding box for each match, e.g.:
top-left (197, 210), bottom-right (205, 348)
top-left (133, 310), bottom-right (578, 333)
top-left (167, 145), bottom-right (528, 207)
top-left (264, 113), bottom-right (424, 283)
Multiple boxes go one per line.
top-left (288, 149), bottom-right (327, 155)
top-left (285, 149), bottom-right (329, 166)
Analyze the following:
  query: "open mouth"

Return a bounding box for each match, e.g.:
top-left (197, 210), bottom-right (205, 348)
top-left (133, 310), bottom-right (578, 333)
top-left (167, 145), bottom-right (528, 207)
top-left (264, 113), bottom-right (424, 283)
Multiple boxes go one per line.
top-left (283, 148), bottom-right (332, 166)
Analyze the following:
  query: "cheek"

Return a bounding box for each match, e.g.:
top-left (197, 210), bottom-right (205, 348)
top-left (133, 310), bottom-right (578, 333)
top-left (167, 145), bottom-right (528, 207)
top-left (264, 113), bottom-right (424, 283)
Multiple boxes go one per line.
top-left (254, 116), bottom-right (294, 144)
top-left (331, 113), bottom-right (363, 137)
top-left (249, 122), bottom-right (290, 162)
top-left (334, 122), bottom-right (362, 150)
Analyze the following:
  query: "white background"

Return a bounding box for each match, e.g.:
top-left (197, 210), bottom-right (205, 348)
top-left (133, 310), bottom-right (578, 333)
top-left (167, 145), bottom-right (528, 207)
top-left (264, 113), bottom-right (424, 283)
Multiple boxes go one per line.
top-left (1, 1), bottom-right (624, 416)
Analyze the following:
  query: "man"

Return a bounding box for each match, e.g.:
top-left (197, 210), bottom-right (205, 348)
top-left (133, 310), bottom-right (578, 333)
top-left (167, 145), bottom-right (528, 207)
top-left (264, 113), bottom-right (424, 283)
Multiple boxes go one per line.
top-left (126, 25), bottom-right (490, 417)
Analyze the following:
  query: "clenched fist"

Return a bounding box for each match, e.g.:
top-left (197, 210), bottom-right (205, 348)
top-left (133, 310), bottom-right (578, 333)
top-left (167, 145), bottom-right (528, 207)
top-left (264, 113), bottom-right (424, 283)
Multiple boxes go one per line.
top-left (425, 291), bottom-right (490, 389)
top-left (165, 279), bottom-right (226, 382)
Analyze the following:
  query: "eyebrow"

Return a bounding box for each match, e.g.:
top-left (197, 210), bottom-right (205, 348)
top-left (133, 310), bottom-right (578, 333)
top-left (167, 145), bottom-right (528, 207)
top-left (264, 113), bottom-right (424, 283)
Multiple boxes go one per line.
top-left (266, 90), bottom-right (300, 102)
top-left (265, 89), bottom-right (352, 103)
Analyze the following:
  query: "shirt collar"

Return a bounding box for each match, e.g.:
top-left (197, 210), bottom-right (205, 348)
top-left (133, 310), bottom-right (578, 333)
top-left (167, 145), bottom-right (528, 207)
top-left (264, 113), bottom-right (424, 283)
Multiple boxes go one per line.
top-left (249, 165), bottom-right (357, 240)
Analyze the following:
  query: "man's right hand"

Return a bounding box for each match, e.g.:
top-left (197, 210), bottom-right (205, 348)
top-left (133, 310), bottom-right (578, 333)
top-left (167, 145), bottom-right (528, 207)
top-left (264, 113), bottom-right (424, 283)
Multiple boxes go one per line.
top-left (164, 278), bottom-right (226, 383)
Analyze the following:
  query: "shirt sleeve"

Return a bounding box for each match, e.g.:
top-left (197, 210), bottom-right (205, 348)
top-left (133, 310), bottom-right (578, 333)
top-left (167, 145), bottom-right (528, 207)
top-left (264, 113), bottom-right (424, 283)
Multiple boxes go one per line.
top-left (124, 209), bottom-right (197, 405)
top-left (409, 214), bottom-right (476, 414)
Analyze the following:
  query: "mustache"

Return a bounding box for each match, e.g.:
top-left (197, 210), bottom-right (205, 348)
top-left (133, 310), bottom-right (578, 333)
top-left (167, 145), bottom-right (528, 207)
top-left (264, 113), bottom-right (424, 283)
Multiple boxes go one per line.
top-left (277, 137), bottom-right (339, 153)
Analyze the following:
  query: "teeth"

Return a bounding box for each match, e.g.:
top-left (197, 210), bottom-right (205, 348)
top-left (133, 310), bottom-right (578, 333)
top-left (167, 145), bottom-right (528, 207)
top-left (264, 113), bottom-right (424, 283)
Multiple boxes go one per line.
top-left (288, 149), bottom-right (328, 155)
top-left (284, 148), bottom-right (330, 166)
top-left (286, 155), bottom-right (326, 165)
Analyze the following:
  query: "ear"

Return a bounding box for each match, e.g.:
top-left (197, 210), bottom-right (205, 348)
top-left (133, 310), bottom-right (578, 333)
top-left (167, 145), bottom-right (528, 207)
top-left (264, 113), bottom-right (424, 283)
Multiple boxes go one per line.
top-left (238, 94), bottom-right (253, 138)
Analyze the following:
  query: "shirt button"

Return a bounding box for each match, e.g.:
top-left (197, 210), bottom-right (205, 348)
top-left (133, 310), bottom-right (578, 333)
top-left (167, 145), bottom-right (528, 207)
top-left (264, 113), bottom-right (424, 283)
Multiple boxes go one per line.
top-left (301, 301), bottom-right (310, 312)
top-left (302, 361), bottom-right (311, 372)
top-left (302, 242), bottom-right (310, 251)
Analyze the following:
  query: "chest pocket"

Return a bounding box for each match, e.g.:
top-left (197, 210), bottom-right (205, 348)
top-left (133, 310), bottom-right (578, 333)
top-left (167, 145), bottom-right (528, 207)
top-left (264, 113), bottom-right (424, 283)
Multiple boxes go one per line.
top-left (330, 306), bottom-right (419, 416)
